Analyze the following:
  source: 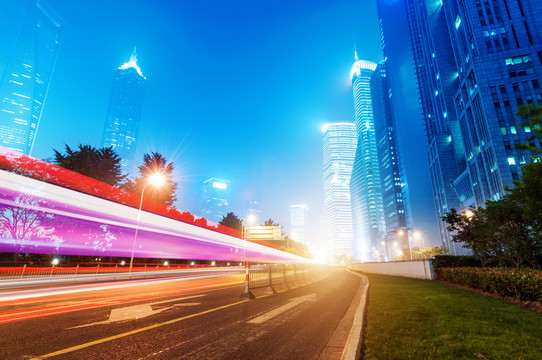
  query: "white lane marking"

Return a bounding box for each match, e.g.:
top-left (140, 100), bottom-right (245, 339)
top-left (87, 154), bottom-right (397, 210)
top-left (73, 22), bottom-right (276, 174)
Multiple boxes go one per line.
top-left (71, 295), bottom-right (204, 328)
top-left (248, 294), bottom-right (317, 324)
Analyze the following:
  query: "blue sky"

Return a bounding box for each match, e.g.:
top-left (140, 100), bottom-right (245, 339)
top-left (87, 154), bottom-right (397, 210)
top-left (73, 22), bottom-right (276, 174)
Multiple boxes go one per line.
top-left (0, 0), bottom-right (438, 246)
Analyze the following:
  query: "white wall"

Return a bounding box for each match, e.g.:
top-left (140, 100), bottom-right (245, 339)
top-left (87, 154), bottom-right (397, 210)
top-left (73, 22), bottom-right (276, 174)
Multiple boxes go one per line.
top-left (349, 260), bottom-right (434, 280)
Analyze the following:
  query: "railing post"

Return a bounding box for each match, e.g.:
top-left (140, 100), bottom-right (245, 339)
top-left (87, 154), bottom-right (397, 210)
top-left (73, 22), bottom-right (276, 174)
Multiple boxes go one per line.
top-left (265, 265), bottom-right (277, 294)
top-left (50, 265), bottom-right (55, 277)
top-left (20, 264), bottom-right (26, 279)
top-left (75, 264), bottom-right (79, 276)
top-left (239, 261), bottom-right (255, 300)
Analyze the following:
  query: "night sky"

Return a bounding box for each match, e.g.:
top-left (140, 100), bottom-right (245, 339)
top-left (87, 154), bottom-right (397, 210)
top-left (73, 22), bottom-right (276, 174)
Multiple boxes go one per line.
top-left (0, 0), bottom-right (439, 247)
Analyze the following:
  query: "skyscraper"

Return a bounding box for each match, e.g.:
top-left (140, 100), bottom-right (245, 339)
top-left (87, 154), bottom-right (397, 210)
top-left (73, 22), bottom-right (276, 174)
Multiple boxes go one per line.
top-left (102, 49), bottom-right (146, 167)
top-left (0, 0), bottom-right (63, 155)
top-left (322, 122), bottom-right (357, 257)
top-left (202, 178), bottom-right (231, 223)
top-left (289, 204), bottom-right (309, 245)
top-left (404, 0), bottom-right (468, 251)
top-left (380, 0), bottom-right (542, 252)
top-left (350, 58), bottom-right (385, 262)
top-left (376, 0), bottom-right (441, 245)
top-left (440, 0), bottom-right (542, 206)
top-left (371, 61), bottom-right (411, 257)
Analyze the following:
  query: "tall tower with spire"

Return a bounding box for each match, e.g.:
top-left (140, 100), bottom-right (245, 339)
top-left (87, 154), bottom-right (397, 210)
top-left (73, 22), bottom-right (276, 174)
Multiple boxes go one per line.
top-left (102, 49), bottom-right (146, 168)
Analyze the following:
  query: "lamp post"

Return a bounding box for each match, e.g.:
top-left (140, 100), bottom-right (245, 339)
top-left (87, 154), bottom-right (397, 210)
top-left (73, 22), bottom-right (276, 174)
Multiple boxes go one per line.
top-left (398, 229), bottom-right (413, 260)
top-left (240, 214), bottom-right (256, 300)
top-left (129, 173), bottom-right (165, 272)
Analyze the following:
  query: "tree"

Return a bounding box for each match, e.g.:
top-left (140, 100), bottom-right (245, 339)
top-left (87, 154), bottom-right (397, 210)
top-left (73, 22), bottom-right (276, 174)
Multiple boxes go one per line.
top-left (126, 152), bottom-right (177, 206)
top-left (219, 212), bottom-right (243, 232)
top-left (261, 219), bottom-right (279, 227)
top-left (515, 104), bottom-right (542, 155)
top-left (53, 144), bottom-right (125, 186)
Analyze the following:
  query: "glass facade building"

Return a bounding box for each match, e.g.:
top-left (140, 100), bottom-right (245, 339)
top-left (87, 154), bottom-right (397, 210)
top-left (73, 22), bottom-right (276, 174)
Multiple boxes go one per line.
top-left (322, 122), bottom-right (357, 257)
top-left (402, 0), bottom-right (469, 251)
top-left (102, 50), bottom-right (146, 167)
top-left (202, 178), bottom-right (231, 223)
top-left (289, 204), bottom-right (309, 245)
top-left (371, 62), bottom-right (411, 258)
top-left (0, 0), bottom-right (63, 155)
top-left (442, 0), bottom-right (542, 205)
top-left (350, 58), bottom-right (386, 262)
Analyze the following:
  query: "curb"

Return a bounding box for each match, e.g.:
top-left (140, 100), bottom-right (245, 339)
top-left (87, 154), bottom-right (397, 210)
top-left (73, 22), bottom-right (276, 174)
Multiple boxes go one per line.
top-left (341, 269), bottom-right (369, 360)
top-left (319, 269), bottom-right (369, 360)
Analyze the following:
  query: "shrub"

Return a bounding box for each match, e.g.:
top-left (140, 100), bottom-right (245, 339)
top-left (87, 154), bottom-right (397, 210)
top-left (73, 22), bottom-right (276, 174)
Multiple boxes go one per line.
top-left (435, 267), bottom-right (542, 302)
top-left (433, 255), bottom-right (482, 268)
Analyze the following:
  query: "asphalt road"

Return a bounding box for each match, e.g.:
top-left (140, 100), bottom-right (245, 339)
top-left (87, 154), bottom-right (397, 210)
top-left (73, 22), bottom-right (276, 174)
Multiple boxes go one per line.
top-left (0, 268), bottom-right (362, 360)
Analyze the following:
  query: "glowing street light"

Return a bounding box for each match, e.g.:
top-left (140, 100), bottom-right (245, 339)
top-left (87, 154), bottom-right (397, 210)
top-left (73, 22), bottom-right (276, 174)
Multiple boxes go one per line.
top-left (465, 209), bottom-right (475, 219)
top-left (240, 214), bottom-right (257, 299)
top-left (129, 172), bottom-right (166, 272)
top-left (52, 258), bottom-right (59, 266)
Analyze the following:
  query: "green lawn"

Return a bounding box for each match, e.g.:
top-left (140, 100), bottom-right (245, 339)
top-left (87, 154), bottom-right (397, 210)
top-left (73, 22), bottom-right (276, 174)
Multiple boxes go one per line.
top-left (362, 273), bottom-right (542, 360)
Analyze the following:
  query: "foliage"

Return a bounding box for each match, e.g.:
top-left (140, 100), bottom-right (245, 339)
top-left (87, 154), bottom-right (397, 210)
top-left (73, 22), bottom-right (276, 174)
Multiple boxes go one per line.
top-left (53, 144), bottom-right (125, 186)
top-left (435, 267), bottom-right (542, 302)
top-left (362, 273), bottom-right (542, 360)
top-left (397, 246), bottom-right (448, 260)
top-left (261, 219), bottom-right (279, 227)
top-left (515, 103), bottom-right (542, 155)
top-left (219, 212), bottom-right (243, 232)
top-left (432, 255), bottom-right (484, 268)
top-left (125, 152), bottom-right (177, 206)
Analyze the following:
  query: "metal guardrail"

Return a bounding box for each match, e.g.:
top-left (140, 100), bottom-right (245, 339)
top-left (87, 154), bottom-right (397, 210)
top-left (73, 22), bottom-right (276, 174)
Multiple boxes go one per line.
top-left (0, 264), bottom-right (237, 280)
top-left (247, 264), bottom-right (327, 293)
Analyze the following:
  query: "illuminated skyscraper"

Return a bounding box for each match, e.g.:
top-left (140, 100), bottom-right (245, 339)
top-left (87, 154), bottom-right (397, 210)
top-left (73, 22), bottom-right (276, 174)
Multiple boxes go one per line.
top-left (202, 178), bottom-right (231, 223)
top-left (102, 49), bottom-right (145, 167)
top-left (0, 0), bottom-right (63, 154)
top-left (350, 57), bottom-right (385, 262)
top-left (289, 204), bottom-right (309, 245)
top-left (322, 122), bottom-right (357, 257)
top-left (371, 61), bottom-right (411, 258)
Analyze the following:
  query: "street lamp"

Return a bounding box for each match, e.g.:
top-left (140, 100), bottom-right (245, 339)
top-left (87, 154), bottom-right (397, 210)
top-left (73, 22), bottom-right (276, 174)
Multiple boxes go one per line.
top-left (398, 229), bottom-right (413, 260)
top-left (240, 214), bottom-right (257, 299)
top-left (129, 172), bottom-right (165, 272)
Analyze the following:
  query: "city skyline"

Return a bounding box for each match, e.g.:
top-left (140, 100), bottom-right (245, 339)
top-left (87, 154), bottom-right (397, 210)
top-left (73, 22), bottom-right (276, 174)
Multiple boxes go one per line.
top-left (0, 0), bottom-right (384, 247)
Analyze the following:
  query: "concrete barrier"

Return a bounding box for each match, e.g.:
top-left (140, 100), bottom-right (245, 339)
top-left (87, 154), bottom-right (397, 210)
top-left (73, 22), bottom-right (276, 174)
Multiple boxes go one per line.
top-left (349, 259), bottom-right (434, 280)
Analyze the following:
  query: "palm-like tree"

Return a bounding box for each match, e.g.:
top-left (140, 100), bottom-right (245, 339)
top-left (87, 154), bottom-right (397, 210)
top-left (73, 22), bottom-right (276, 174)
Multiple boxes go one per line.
top-left (127, 152), bottom-right (177, 206)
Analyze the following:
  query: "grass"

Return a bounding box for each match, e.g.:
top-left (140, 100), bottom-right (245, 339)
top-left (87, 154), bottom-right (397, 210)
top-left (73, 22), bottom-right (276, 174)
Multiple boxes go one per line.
top-left (362, 273), bottom-right (542, 360)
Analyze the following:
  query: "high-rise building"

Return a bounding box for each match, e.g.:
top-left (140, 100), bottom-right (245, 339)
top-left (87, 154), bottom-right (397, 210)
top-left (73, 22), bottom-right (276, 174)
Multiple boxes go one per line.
top-left (0, 0), bottom-right (63, 155)
top-left (322, 122), bottom-right (357, 257)
top-left (350, 58), bottom-right (386, 262)
top-left (102, 49), bottom-right (145, 167)
top-left (289, 204), bottom-right (309, 245)
top-left (403, 0), bottom-right (469, 252)
top-left (376, 0), bottom-right (441, 246)
top-left (380, 0), bottom-right (542, 253)
top-left (440, 0), bottom-right (542, 206)
top-left (371, 61), bottom-right (411, 258)
top-left (202, 178), bottom-right (231, 223)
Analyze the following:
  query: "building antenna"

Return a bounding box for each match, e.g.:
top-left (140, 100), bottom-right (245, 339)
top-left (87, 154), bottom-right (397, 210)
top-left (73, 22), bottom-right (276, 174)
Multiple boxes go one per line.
top-left (354, 39), bottom-right (358, 61)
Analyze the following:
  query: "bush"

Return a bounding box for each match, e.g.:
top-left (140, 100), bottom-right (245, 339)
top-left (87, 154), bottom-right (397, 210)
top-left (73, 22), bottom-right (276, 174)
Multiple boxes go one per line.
top-left (435, 267), bottom-right (542, 302)
top-left (433, 255), bottom-right (482, 268)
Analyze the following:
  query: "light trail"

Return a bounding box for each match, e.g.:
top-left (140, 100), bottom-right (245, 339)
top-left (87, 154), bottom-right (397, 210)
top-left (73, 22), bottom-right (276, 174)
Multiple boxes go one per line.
top-left (0, 274), bottom-right (243, 324)
top-left (0, 165), bottom-right (306, 263)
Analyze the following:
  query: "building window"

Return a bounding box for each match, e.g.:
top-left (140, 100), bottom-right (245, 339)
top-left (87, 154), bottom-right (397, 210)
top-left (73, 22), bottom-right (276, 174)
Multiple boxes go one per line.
top-left (508, 157), bottom-right (516, 165)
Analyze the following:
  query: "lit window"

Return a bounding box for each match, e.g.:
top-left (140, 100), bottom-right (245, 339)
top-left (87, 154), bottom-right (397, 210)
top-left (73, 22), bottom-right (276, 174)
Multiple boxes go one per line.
top-left (508, 157), bottom-right (516, 165)
top-left (455, 15), bottom-right (461, 29)
top-left (510, 126), bottom-right (517, 134)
